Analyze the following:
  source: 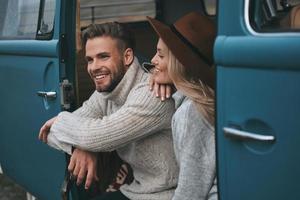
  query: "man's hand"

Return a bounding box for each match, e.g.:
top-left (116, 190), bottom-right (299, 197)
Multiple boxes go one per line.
top-left (68, 148), bottom-right (99, 189)
top-left (149, 75), bottom-right (172, 101)
top-left (38, 116), bottom-right (57, 143)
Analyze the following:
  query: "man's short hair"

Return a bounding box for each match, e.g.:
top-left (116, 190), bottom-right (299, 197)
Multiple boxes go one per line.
top-left (82, 22), bottom-right (135, 53)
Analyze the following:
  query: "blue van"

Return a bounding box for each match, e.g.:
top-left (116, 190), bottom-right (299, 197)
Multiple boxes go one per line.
top-left (0, 0), bottom-right (300, 199)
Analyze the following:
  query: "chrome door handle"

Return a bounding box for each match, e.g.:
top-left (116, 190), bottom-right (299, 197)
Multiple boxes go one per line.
top-left (223, 127), bottom-right (275, 141)
top-left (37, 91), bottom-right (57, 99)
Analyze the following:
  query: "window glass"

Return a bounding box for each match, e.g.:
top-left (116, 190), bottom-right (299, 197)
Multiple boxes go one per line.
top-left (249, 0), bottom-right (300, 32)
top-left (0, 0), bottom-right (40, 39)
top-left (37, 0), bottom-right (56, 39)
top-left (203, 0), bottom-right (217, 15)
top-left (0, 0), bottom-right (55, 40)
top-left (80, 0), bottom-right (156, 27)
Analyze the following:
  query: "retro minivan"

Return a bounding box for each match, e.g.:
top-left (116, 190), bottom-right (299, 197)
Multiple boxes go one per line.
top-left (0, 0), bottom-right (300, 199)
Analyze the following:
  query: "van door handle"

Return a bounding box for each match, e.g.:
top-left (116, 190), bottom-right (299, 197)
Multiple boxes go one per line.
top-left (223, 127), bottom-right (275, 142)
top-left (36, 91), bottom-right (57, 99)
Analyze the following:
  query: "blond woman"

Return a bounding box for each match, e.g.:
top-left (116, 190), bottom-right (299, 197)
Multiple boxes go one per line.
top-left (148, 12), bottom-right (218, 200)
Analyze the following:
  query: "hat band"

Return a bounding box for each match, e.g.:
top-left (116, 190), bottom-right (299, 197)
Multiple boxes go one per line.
top-left (170, 25), bottom-right (213, 66)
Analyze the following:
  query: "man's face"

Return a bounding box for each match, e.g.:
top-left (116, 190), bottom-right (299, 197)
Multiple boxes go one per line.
top-left (85, 36), bottom-right (126, 92)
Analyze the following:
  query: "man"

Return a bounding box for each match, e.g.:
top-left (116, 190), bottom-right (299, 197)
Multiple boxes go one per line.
top-left (39, 22), bottom-right (178, 200)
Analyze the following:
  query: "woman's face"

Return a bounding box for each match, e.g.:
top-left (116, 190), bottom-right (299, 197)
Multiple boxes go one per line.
top-left (151, 38), bottom-right (173, 84)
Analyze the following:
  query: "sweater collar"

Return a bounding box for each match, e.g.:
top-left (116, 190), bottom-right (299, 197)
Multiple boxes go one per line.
top-left (172, 91), bottom-right (187, 109)
top-left (99, 57), bottom-right (144, 105)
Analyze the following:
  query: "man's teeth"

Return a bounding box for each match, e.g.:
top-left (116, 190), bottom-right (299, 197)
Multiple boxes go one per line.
top-left (95, 75), bottom-right (106, 79)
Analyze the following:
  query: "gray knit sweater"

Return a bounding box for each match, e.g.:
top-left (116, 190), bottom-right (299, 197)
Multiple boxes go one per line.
top-left (47, 58), bottom-right (179, 200)
top-left (171, 92), bottom-right (218, 200)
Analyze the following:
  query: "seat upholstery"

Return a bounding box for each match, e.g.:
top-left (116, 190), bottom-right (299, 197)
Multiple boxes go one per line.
top-left (280, 5), bottom-right (300, 29)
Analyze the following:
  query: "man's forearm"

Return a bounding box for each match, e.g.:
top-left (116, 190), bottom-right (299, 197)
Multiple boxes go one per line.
top-left (47, 132), bottom-right (72, 154)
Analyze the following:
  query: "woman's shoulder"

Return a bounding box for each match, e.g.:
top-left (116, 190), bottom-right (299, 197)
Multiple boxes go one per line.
top-left (174, 96), bottom-right (213, 132)
top-left (173, 96), bottom-right (215, 159)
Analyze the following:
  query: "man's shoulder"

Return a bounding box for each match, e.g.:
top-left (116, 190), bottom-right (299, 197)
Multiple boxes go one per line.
top-left (129, 80), bottom-right (155, 100)
top-left (127, 80), bottom-right (175, 111)
top-left (128, 67), bottom-right (152, 96)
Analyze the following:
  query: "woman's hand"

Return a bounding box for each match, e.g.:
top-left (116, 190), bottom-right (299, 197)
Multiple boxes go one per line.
top-left (149, 74), bottom-right (173, 101)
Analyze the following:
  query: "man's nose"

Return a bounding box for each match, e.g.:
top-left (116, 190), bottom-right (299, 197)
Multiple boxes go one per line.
top-left (89, 59), bottom-right (100, 71)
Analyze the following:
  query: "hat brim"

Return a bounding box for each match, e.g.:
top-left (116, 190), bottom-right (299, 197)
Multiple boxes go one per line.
top-left (147, 16), bottom-right (214, 89)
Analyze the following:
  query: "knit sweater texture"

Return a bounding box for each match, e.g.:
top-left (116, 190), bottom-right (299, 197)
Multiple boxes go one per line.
top-left (171, 91), bottom-right (218, 200)
top-left (47, 58), bottom-right (179, 200)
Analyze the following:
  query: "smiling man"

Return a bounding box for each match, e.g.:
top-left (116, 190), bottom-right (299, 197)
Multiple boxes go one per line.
top-left (86, 35), bottom-right (128, 92)
top-left (39, 22), bottom-right (178, 200)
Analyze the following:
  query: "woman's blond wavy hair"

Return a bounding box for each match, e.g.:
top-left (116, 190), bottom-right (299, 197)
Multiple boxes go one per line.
top-left (167, 50), bottom-right (215, 125)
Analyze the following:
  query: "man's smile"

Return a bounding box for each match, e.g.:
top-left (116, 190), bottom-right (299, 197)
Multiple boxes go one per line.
top-left (95, 74), bottom-right (109, 80)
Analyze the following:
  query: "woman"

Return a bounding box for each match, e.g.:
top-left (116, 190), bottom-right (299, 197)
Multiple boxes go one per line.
top-left (147, 12), bottom-right (218, 200)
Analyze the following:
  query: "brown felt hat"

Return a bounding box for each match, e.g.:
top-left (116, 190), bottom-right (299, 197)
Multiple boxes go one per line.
top-left (147, 12), bottom-right (216, 89)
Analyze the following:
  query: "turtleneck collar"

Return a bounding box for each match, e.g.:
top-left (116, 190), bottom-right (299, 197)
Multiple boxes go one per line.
top-left (99, 57), bottom-right (145, 105)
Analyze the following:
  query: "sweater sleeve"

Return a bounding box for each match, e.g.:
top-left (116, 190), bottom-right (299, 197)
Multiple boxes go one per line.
top-left (172, 102), bottom-right (216, 200)
top-left (47, 133), bottom-right (72, 155)
top-left (49, 83), bottom-right (174, 152)
top-left (46, 91), bottom-right (104, 153)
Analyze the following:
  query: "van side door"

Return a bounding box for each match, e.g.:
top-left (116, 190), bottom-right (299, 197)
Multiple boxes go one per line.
top-left (215, 0), bottom-right (300, 199)
top-left (0, 0), bottom-right (76, 199)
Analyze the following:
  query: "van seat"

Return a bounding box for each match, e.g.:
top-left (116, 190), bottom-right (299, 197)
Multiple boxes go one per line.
top-left (280, 5), bottom-right (300, 29)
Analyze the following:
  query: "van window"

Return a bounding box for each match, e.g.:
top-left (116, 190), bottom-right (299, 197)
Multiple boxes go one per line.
top-left (248, 0), bottom-right (300, 32)
top-left (37, 0), bottom-right (56, 39)
top-left (0, 0), bottom-right (55, 40)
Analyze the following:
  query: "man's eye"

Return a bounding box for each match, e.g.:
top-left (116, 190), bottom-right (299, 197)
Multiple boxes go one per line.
top-left (99, 54), bottom-right (109, 59)
top-left (86, 58), bottom-right (93, 63)
top-left (159, 55), bottom-right (164, 58)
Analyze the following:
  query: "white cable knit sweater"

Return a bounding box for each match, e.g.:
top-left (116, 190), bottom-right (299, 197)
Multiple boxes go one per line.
top-left (47, 58), bottom-right (179, 200)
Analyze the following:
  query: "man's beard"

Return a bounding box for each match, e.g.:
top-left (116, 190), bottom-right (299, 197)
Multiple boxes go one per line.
top-left (96, 61), bottom-right (126, 93)
top-left (103, 71), bottom-right (125, 92)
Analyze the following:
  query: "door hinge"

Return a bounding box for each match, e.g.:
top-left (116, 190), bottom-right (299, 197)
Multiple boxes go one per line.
top-left (60, 34), bottom-right (68, 63)
top-left (60, 79), bottom-right (74, 110)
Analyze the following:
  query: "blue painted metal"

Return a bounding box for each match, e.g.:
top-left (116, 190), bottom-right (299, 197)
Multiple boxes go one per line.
top-left (0, 56), bottom-right (65, 200)
top-left (215, 0), bottom-right (300, 199)
top-left (214, 36), bottom-right (300, 69)
top-left (0, 40), bottom-right (58, 57)
top-left (0, 0), bottom-right (76, 199)
top-left (217, 0), bottom-right (246, 36)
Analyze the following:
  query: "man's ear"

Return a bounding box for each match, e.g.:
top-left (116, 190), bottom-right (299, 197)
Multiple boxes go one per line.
top-left (123, 48), bottom-right (134, 67)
